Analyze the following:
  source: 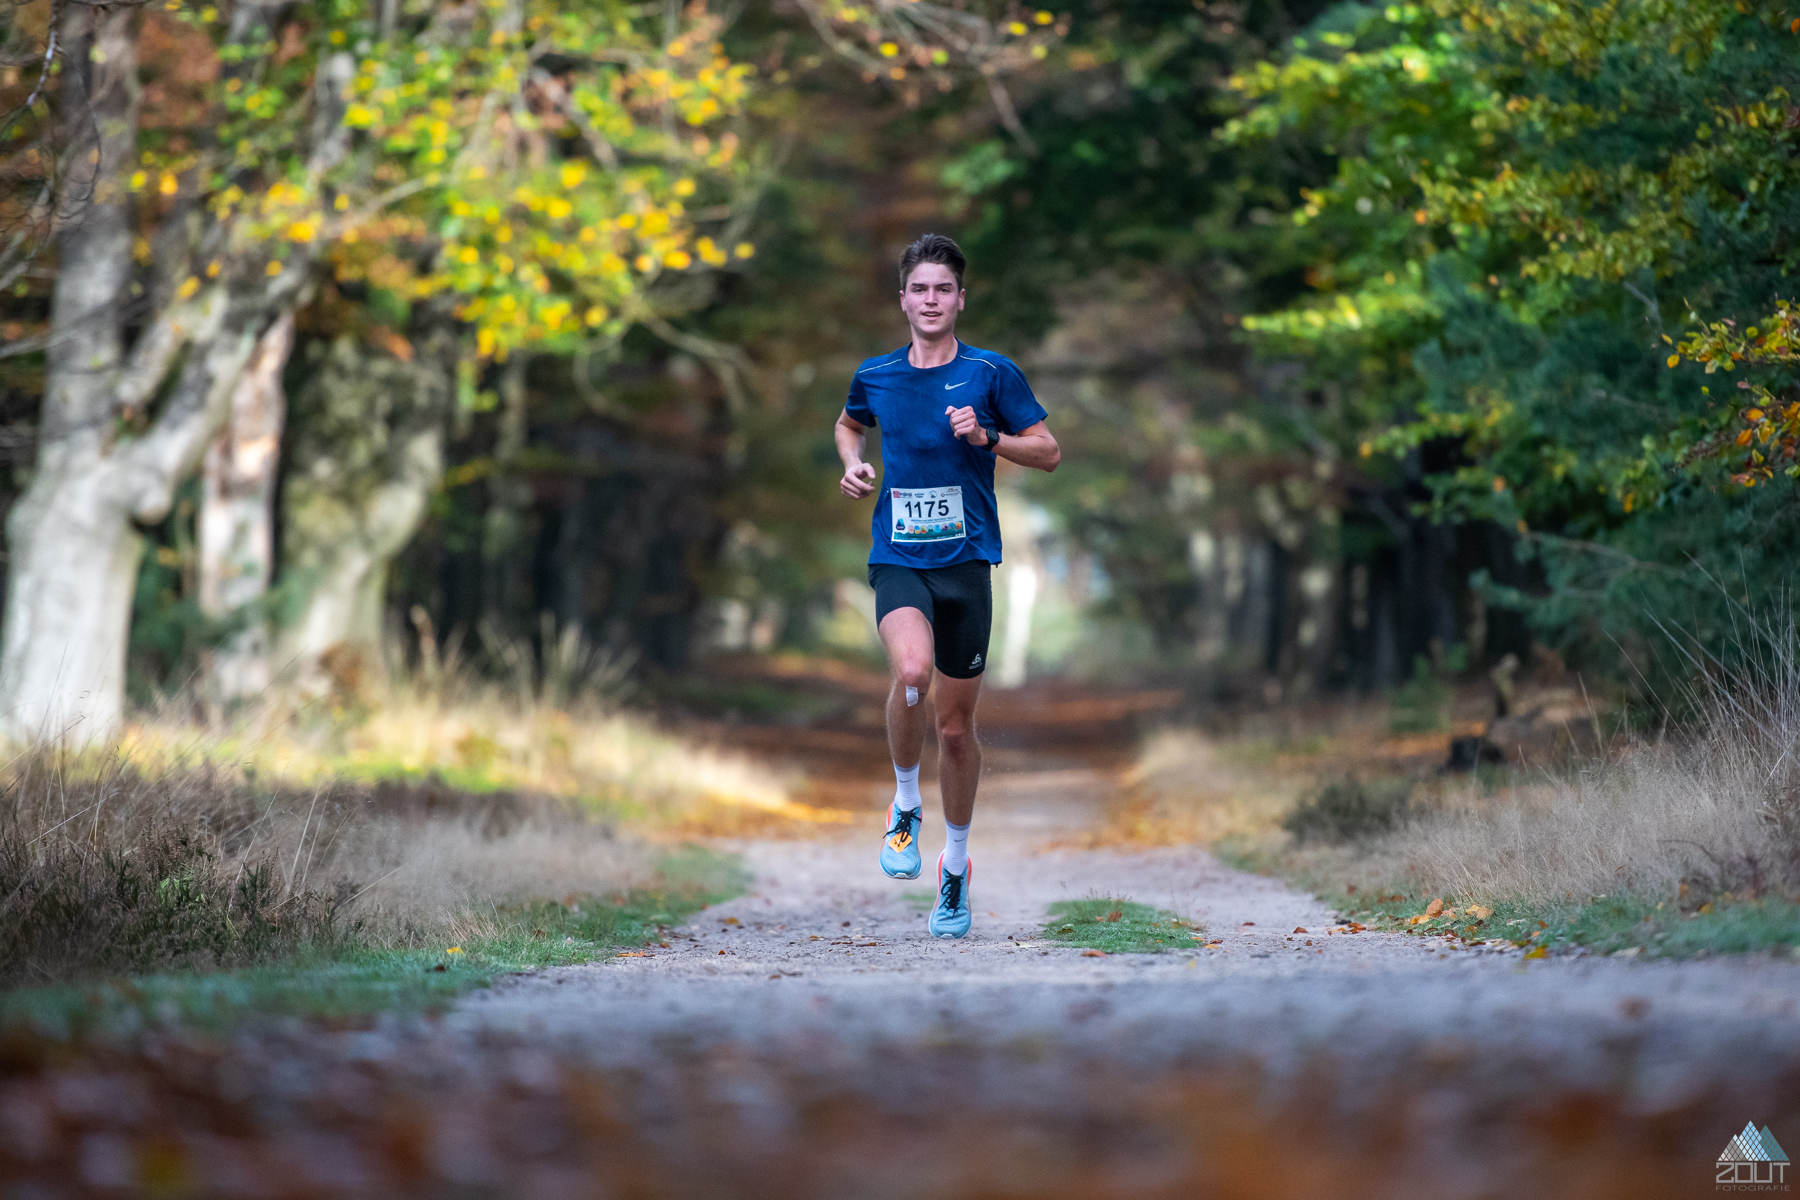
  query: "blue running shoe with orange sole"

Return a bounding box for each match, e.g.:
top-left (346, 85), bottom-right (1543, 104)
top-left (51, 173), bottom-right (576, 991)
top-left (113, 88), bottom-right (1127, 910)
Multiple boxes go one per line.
top-left (880, 802), bottom-right (922, 880)
top-left (928, 851), bottom-right (973, 939)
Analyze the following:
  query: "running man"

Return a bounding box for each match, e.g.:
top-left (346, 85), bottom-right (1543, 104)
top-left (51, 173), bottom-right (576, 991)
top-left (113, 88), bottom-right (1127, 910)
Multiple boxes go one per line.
top-left (834, 233), bottom-right (1061, 939)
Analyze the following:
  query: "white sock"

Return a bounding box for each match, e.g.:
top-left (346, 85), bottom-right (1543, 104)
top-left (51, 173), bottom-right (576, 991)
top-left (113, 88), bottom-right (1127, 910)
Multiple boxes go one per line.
top-left (943, 820), bottom-right (970, 876)
top-left (893, 762), bottom-right (922, 812)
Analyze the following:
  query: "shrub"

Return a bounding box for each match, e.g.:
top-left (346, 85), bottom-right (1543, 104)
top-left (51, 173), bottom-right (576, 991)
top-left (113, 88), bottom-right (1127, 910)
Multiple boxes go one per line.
top-left (0, 774), bottom-right (339, 987)
top-left (1283, 778), bottom-right (1414, 845)
top-left (1389, 654), bottom-right (1453, 734)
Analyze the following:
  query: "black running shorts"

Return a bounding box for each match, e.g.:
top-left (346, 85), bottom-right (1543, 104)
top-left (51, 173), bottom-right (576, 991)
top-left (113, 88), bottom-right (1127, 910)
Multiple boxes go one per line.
top-left (868, 559), bottom-right (994, 679)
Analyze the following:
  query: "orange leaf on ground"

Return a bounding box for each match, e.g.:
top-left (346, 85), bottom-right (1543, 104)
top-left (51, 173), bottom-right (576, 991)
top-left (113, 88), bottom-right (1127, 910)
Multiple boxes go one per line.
top-left (1080, 949), bottom-right (1108, 957)
top-left (1424, 898), bottom-right (1444, 918)
top-left (1293, 927), bottom-right (1307, 934)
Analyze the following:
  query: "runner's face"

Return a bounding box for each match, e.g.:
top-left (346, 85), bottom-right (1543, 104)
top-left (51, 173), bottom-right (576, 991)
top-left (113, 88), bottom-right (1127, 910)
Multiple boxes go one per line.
top-left (900, 263), bottom-right (964, 339)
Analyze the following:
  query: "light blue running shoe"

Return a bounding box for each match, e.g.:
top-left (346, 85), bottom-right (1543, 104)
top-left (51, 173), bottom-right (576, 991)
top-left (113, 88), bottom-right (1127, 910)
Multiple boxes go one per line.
top-left (879, 802), bottom-right (923, 880)
top-left (928, 851), bottom-right (973, 939)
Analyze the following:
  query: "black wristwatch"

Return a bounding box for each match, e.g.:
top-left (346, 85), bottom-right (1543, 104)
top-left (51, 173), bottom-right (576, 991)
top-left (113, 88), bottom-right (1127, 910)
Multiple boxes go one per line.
top-left (979, 426), bottom-right (1000, 451)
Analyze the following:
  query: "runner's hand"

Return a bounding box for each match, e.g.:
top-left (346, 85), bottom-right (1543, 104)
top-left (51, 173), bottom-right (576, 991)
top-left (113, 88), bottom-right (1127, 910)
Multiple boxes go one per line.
top-left (840, 461), bottom-right (877, 498)
top-left (945, 405), bottom-right (988, 446)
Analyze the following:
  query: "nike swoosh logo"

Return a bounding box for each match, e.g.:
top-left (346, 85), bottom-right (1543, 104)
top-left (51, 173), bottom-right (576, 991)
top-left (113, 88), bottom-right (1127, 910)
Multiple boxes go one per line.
top-left (944, 381), bottom-right (968, 390)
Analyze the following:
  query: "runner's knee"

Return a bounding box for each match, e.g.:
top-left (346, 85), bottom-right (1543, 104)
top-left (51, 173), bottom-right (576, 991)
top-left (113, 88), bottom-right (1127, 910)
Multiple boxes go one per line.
top-left (936, 713), bottom-right (976, 756)
top-left (896, 657), bottom-right (932, 691)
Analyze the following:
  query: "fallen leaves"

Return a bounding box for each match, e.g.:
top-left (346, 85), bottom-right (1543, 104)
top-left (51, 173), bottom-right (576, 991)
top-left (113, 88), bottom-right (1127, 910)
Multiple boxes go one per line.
top-left (1080, 949), bottom-right (1108, 957)
top-left (1424, 898), bottom-right (1444, 918)
top-left (1292, 927), bottom-right (1307, 934)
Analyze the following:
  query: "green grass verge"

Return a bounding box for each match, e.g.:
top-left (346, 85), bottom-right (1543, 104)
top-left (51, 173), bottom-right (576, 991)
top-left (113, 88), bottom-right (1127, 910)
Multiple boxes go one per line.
top-left (1234, 870), bottom-right (1800, 962)
top-left (1220, 836), bottom-right (1800, 959)
top-left (1042, 898), bottom-right (1202, 954)
top-left (0, 844), bottom-right (746, 1042)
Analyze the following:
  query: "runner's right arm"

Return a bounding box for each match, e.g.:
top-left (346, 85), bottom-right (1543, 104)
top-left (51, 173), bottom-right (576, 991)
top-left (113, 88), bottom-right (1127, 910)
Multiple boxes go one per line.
top-left (836, 410), bottom-right (877, 498)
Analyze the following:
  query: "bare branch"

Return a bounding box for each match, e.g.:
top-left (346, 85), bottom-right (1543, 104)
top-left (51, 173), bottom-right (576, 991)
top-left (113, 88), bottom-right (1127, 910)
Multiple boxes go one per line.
top-left (533, 69), bottom-right (619, 171)
top-left (983, 71), bottom-right (1038, 156)
top-left (0, 0), bottom-right (60, 144)
top-left (642, 314), bottom-right (755, 415)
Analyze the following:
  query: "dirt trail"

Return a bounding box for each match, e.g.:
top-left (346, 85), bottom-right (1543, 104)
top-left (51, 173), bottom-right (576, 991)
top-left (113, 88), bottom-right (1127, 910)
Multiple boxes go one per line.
top-left (4, 675), bottom-right (1798, 1198)
top-left (449, 675), bottom-right (1800, 1196)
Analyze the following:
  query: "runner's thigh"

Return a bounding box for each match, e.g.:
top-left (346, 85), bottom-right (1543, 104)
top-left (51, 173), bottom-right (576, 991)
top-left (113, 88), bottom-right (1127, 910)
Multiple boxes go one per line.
top-left (870, 564), bottom-right (936, 662)
top-left (925, 561), bottom-right (994, 679)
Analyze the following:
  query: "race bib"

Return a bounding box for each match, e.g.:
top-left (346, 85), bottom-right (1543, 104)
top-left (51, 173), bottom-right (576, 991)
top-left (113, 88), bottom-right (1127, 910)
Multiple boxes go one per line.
top-left (890, 486), bottom-right (966, 544)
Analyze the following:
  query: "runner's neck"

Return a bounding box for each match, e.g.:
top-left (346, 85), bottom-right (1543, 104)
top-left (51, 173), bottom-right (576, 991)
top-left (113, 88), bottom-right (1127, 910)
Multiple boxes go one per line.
top-left (908, 334), bottom-right (959, 369)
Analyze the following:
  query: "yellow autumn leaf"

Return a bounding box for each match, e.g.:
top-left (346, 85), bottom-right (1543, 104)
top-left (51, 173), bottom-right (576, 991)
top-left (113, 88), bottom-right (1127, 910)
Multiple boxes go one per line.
top-left (1667, 354), bottom-right (1680, 368)
top-left (176, 276), bottom-right (200, 300)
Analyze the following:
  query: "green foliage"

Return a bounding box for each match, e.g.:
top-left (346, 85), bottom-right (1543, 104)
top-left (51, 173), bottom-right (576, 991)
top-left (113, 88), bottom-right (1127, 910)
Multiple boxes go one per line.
top-left (1283, 776), bottom-right (1414, 843)
top-left (1042, 896), bottom-right (1201, 953)
top-left (1388, 648), bottom-right (1461, 732)
top-left (1216, 0), bottom-right (1800, 675)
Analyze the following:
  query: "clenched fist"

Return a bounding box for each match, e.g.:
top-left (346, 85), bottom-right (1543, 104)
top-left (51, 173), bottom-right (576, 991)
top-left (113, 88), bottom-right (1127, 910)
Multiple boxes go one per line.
top-left (840, 460), bottom-right (877, 498)
top-left (945, 405), bottom-right (990, 446)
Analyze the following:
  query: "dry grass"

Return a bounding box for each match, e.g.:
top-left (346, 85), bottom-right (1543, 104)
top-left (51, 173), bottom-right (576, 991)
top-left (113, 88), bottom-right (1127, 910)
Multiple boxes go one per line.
top-left (123, 678), bottom-right (846, 835)
top-left (0, 746), bottom-right (651, 986)
top-left (1092, 730), bottom-right (1303, 848)
top-left (1124, 623), bottom-right (1800, 913)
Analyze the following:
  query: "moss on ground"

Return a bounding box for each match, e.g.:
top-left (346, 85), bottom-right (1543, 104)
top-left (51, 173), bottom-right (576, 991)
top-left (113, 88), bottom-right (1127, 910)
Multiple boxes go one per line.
top-left (1042, 897), bottom-right (1203, 954)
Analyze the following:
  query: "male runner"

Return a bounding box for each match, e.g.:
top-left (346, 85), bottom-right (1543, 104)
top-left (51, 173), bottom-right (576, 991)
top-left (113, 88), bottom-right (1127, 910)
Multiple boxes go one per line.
top-left (834, 233), bottom-right (1061, 939)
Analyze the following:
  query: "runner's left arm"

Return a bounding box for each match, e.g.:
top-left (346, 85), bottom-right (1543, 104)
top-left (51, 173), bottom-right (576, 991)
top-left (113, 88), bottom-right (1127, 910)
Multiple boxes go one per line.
top-left (945, 407), bottom-right (1060, 472)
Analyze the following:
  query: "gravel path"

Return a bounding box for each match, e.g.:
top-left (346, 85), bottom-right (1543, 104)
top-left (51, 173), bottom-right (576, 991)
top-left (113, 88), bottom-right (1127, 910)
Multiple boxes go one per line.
top-left (5, 749), bottom-right (1797, 1197)
top-left (447, 760), bottom-right (1800, 1198)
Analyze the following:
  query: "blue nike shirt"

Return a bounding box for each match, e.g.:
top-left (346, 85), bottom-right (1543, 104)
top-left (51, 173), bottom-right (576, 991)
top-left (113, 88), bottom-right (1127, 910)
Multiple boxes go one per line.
top-left (844, 342), bottom-right (1048, 568)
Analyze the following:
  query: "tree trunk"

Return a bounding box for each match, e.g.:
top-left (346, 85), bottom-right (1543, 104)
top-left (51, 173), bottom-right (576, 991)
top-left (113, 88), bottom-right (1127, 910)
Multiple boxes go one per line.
top-left (0, 6), bottom-right (141, 741)
top-left (276, 332), bottom-right (453, 695)
top-left (198, 314), bottom-right (295, 702)
top-left (0, 15), bottom-right (351, 742)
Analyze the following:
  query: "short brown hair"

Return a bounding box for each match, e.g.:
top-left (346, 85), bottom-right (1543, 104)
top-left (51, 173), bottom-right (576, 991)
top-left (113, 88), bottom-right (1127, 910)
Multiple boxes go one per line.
top-left (899, 233), bottom-right (966, 289)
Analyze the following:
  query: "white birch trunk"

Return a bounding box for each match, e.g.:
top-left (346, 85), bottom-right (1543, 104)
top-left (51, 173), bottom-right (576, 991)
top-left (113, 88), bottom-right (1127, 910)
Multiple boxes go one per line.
top-left (198, 314), bottom-right (294, 701)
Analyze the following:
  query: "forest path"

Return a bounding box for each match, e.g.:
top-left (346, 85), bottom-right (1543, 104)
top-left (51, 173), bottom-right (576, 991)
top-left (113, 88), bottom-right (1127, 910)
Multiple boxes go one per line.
top-left (450, 680), bottom-right (1800, 1198)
